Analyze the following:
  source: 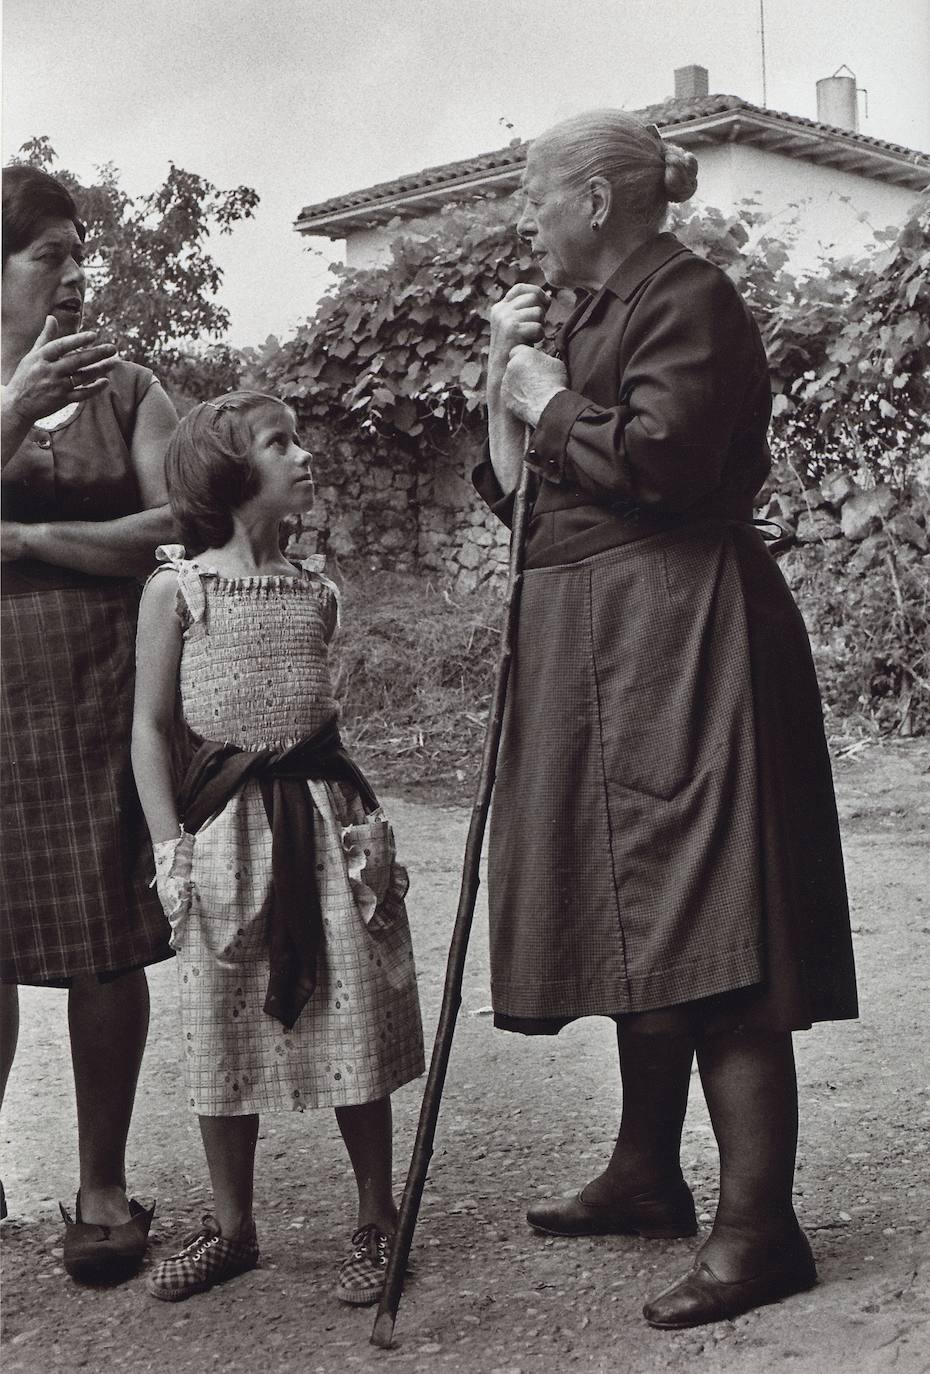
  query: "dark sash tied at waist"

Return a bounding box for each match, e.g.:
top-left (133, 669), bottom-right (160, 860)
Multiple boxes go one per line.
top-left (177, 720), bottom-right (378, 1030)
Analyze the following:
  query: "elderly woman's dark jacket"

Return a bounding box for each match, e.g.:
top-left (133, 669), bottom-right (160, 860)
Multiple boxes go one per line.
top-left (474, 232), bottom-right (857, 1031)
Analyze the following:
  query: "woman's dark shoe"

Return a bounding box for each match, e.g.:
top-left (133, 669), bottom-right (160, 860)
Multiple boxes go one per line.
top-left (643, 1230), bottom-right (817, 1328)
top-left (527, 1176), bottom-right (697, 1239)
top-left (60, 1193), bottom-right (155, 1284)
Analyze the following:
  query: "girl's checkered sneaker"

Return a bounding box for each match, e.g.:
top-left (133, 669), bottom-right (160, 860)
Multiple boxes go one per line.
top-left (335, 1224), bottom-right (393, 1305)
top-left (147, 1214), bottom-right (259, 1301)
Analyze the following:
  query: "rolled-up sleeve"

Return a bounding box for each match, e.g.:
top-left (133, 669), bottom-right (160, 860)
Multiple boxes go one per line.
top-left (528, 260), bottom-right (758, 515)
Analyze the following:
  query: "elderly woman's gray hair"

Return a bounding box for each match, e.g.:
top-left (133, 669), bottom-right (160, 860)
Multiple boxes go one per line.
top-left (532, 109), bottom-right (698, 229)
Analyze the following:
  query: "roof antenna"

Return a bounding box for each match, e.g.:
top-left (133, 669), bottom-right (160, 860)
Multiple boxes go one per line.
top-left (759, 0), bottom-right (768, 106)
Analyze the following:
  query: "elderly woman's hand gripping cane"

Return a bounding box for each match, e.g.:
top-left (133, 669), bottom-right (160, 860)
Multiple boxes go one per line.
top-left (371, 284), bottom-right (557, 1350)
top-left (485, 284), bottom-right (555, 491)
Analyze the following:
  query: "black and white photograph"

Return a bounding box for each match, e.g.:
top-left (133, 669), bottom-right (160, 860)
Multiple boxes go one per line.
top-left (1, 2), bottom-right (928, 1371)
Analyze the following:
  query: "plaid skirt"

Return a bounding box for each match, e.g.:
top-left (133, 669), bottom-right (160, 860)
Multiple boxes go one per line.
top-left (0, 580), bottom-right (171, 984)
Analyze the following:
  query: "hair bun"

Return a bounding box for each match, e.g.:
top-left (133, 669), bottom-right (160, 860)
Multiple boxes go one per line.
top-left (662, 143), bottom-right (698, 203)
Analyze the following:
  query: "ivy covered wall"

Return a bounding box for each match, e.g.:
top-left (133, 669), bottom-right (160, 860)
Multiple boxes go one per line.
top-left (267, 191), bottom-right (927, 602)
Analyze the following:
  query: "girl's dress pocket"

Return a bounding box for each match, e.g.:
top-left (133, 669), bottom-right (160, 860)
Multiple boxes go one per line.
top-left (341, 817), bottom-right (398, 927)
top-left (342, 815), bottom-right (415, 991)
top-left (153, 831), bottom-right (195, 953)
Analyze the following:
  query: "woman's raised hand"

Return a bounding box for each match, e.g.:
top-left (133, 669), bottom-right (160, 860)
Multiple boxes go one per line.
top-left (488, 283), bottom-right (549, 381)
top-left (2, 315), bottom-right (118, 425)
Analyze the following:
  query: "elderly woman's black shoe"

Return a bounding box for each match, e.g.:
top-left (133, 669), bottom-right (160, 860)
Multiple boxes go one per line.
top-left (527, 1175), bottom-right (697, 1239)
top-left (60, 1193), bottom-right (155, 1283)
top-left (643, 1229), bottom-right (817, 1328)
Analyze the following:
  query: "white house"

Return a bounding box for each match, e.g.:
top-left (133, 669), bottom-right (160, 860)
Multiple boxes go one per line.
top-left (294, 66), bottom-right (930, 275)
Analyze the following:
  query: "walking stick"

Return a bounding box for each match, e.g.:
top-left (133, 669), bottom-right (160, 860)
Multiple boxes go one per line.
top-left (371, 458), bottom-right (533, 1350)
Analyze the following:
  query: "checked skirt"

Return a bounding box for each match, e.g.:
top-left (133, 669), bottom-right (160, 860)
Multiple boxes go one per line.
top-left (0, 580), bottom-right (170, 984)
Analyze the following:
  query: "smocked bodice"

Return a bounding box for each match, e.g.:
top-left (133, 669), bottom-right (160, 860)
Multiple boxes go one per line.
top-left (165, 554), bottom-right (340, 751)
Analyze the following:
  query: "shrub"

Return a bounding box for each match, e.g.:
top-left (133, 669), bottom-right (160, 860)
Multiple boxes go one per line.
top-left (330, 570), bottom-right (501, 785)
top-left (783, 537), bottom-right (930, 737)
top-left (770, 191), bottom-right (930, 488)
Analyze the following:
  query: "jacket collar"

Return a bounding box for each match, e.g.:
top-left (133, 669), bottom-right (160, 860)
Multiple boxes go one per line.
top-left (558, 233), bottom-right (692, 348)
top-left (603, 231), bottom-right (691, 302)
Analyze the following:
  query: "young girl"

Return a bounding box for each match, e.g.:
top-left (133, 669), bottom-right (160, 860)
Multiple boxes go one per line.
top-left (131, 391), bottom-right (424, 1305)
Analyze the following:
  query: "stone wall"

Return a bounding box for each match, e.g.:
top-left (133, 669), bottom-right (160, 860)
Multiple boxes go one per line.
top-left (757, 466), bottom-right (929, 734)
top-left (285, 428), bottom-right (927, 732)
top-left (414, 433), bottom-right (510, 591)
top-left (288, 424), bottom-right (929, 620)
top-left (758, 467), bottom-right (929, 576)
top-left (288, 422), bottom-right (510, 589)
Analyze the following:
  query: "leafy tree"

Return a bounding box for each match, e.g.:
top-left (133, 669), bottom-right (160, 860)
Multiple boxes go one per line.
top-left (11, 137), bottom-right (259, 394)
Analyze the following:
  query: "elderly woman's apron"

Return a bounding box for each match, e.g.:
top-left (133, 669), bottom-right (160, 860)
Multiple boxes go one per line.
top-left (488, 517), bottom-right (855, 1029)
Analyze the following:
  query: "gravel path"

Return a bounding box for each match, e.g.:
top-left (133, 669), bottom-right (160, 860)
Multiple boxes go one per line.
top-left (2, 741), bottom-right (928, 1374)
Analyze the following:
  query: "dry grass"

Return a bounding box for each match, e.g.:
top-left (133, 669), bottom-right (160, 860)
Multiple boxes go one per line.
top-left (330, 570), bottom-right (503, 790)
top-left (328, 553), bottom-right (928, 797)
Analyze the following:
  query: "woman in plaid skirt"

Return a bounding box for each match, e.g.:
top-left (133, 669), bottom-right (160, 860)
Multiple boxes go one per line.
top-left (131, 393), bottom-right (424, 1305)
top-left (1, 166), bottom-right (177, 1273)
top-left (477, 111), bottom-right (858, 1329)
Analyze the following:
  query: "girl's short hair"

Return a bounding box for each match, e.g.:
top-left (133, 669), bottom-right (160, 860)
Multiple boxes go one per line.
top-left (533, 109), bottom-right (698, 232)
top-left (164, 391), bottom-right (289, 554)
top-left (2, 164), bottom-right (86, 265)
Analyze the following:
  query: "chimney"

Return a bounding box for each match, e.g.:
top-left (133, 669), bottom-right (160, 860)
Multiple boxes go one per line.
top-left (674, 64), bottom-right (709, 99)
top-left (816, 68), bottom-right (859, 131)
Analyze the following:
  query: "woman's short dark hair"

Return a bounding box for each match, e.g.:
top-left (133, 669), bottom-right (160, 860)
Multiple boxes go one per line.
top-left (165, 391), bottom-right (290, 554)
top-left (2, 164), bottom-right (85, 266)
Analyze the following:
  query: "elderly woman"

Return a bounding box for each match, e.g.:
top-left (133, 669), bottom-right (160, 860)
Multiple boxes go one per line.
top-left (0, 165), bottom-right (177, 1278)
top-left (476, 111), bottom-right (858, 1329)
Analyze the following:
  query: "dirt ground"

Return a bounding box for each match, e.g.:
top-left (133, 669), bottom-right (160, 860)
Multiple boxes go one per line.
top-left (1, 739), bottom-right (928, 1374)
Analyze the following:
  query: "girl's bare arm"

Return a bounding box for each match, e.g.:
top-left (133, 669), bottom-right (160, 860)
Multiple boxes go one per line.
top-left (131, 569), bottom-right (184, 845)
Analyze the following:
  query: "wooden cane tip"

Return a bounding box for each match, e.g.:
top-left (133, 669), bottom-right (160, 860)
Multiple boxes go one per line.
top-left (370, 1312), bottom-right (396, 1349)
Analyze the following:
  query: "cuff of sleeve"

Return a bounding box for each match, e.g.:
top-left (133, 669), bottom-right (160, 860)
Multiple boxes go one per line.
top-left (472, 448), bottom-right (516, 529)
top-left (527, 389), bottom-right (594, 484)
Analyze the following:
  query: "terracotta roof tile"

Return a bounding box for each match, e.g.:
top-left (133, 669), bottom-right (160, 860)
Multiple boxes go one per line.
top-left (641, 91), bottom-right (928, 159)
top-left (296, 93), bottom-right (929, 226)
top-left (298, 140), bottom-right (530, 219)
